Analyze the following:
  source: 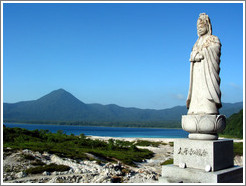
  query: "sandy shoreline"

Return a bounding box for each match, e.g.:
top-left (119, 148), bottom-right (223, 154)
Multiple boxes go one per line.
top-left (87, 136), bottom-right (175, 143)
top-left (87, 136), bottom-right (243, 143)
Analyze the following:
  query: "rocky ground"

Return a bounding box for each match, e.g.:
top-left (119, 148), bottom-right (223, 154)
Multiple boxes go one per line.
top-left (3, 137), bottom-right (243, 183)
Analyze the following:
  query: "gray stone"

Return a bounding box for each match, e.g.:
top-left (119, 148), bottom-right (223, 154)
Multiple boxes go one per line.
top-left (173, 139), bottom-right (233, 171)
top-left (182, 115), bottom-right (226, 140)
top-left (188, 133), bottom-right (218, 140)
top-left (187, 13), bottom-right (222, 116)
top-left (15, 171), bottom-right (27, 178)
top-left (205, 165), bottom-right (211, 172)
top-left (179, 162), bottom-right (186, 169)
top-left (183, 13), bottom-right (225, 140)
top-left (160, 13), bottom-right (243, 184)
top-left (160, 165), bottom-right (243, 183)
top-left (42, 171), bottom-right (51, 176)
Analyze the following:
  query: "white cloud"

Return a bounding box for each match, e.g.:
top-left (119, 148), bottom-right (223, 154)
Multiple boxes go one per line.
top-left (172, 93), bottom-right (185, 100)
top-left (228, 82), bottom-right (242, 89)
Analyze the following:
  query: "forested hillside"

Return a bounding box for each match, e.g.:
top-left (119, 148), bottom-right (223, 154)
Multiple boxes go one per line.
top-left (221, 109), bottom-right (243, 139)
top-left (3, 89), bottom-right (243, 128)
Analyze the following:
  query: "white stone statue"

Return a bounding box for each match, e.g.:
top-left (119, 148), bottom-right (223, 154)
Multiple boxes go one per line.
top-left (182, 13), bottom-right (226, 140)
top-left (187, 13), bottom-right (222, 115)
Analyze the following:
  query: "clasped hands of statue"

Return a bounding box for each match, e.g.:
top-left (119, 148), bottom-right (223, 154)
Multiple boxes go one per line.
top-left (189, 50), bottom-right (204, 62)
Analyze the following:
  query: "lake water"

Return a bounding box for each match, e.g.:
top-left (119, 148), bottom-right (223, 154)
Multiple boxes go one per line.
top-left (4, 123), bottom-right (189, 138)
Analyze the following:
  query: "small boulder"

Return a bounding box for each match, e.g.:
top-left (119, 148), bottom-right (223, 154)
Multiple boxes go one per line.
top-left (42, 171), bottom-right (51, 176)
top-left (16, 171), bottom-right (27, 179)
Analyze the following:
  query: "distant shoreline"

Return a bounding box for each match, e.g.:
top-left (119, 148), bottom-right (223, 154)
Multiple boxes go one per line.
top-left (4, 123), bottom-right (243, 142)
top-left (3, 122), bottom-right (189, 139)
top-left (3, 122), bottom-right (182, 130)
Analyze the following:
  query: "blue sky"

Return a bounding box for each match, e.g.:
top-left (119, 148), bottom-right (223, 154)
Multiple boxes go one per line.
top-left (2, 2), bottom-right (244, 109)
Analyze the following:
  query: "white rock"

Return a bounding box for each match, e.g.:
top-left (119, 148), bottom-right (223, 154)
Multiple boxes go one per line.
top-left (16, 171), bottom-right (27, 178)
top-left (51, 171), bottom-right (58, 176)
top-left (42, 171), bottom-right (51, 176)
top-left (205, 165), bottom-right (211, 172)
top-left (68, 169), bottom-right (74, 174)
top-left (179, 162), bottom-right (186, 169)
top-left (22, 149), bottom-right (30, 153)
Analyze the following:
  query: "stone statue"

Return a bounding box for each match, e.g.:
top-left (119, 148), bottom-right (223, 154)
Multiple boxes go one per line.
top-left (159, 13), bottom-right (243, 184)
top-left (182, 13), bottom-right (226, 140)
top-left (187, 13), bottom-right (222, 115)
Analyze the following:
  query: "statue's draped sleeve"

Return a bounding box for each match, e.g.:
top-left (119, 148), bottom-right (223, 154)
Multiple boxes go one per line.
top-left (202, 36), bottom-right (222, 108)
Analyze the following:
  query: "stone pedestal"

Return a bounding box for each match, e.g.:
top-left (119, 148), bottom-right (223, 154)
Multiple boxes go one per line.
top-left (158, 12), bottom-right (243, 183)
top-left (182, 114), bottom-right (226, 140)
top-left (174, 139), bottom-right (233, 171)
top-left (159, 139), bottom-right (243, 183)
top-left (159, 165), bottom-right (243, 183)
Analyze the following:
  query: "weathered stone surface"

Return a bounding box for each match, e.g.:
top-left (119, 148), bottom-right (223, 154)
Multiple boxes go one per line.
top-left (160, 165), bottom-right (243, 183)
top-left (15, 172), bottom-right (27, 179)
top-left (42, 171), bottom-right (51, 176)
top-left (173, 139), bottom-right (234, 171)
top-left (187, 13), bottom-right (222, 115)
top-left (183, 13), bottom-right (226, 140)
top-left (3, 148), bottom-right (160, 183)
top-left (182, 114), bottom-right (226, 140)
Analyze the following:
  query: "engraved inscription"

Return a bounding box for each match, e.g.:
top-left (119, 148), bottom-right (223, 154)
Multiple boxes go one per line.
top-left (177, 147), bottom-right (208, 157)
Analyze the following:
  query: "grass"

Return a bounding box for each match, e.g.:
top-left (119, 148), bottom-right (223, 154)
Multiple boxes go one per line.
top-left (234, 142), bottom-right (243, 156)
top-left (219, 134), bottom-right (242, 139)
top-left (161, 159), bottom-right (173, 165)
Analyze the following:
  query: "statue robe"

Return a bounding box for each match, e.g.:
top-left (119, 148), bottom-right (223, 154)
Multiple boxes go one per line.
top-left (187, 35), bottom-right (222, 115)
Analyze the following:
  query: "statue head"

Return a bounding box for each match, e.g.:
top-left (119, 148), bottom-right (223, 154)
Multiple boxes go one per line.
top-left (197, 13), bottom-right (212, 37)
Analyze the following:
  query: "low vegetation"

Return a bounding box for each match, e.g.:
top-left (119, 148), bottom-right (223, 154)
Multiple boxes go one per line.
top-left (234, 142), bottom-right (243, 156)
top-left (168, 142), bottom-right (174, 147)
top-left (25, 163), bottom-right (70, 175)
top-left (161, 159), bottom-right (173, 165)
top-left (134, 140), bottom-right (167, 147)
top-left (21, 154), bottom-right (36, 161)
top-left (3, 126), bottom-right (154, 166)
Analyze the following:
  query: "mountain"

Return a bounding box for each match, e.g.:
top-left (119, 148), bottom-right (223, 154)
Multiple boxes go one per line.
top-left (4, 89), bottom-right (88, 121)
top-left (219, 102), bottom-right (244, 118)
top-left (3, 89), bottom-right (243, 126)
top-left (221, 109), bottom-right (243, 139)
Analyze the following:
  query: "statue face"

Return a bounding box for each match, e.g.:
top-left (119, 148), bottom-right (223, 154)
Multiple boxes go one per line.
top-left (197, 18), bottom-right (208, 36)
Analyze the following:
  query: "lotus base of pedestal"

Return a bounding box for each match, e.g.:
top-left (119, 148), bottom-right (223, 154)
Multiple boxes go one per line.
top-left (182, 114), bottom-right (226, 140)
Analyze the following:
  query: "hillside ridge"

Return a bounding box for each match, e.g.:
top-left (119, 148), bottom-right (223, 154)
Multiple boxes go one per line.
top-left (3, 89), bottom-right (243, 127)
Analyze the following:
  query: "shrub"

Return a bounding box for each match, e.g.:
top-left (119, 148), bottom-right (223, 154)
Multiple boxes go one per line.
top-left (111, 176), bottom-right (123, 183)
top-left (31, 160), bottom-right (45, 166)
top-left (25, 163), bottom-right (70, 174)
top-left (168, 142), bottom-right (174, 147)
top-left (22, 154), bottom-right (36, 161)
